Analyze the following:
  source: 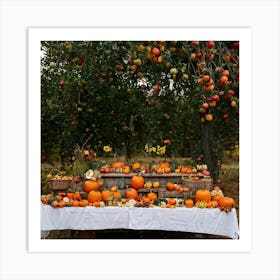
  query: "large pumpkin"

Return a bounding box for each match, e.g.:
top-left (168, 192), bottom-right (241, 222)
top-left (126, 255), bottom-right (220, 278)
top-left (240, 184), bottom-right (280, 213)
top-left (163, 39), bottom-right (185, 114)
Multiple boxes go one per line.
top-left (125, 188), bottom-right (138, 200)
top-left (131, 175), bottom-right (145, 190)
top-left (218, 197), bottom-right (235, 208)
top-left (84, 180), bottom-right (100, 192)
top-left (88, 190), bottom-right (102, 203)
top-left (195, 189), bottom-right (211, 202)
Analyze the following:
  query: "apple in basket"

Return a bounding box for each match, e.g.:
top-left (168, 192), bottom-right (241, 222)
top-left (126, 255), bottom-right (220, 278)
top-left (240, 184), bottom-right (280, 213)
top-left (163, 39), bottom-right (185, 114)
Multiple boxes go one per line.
top-left (202, 170), bottom-right (210, 176)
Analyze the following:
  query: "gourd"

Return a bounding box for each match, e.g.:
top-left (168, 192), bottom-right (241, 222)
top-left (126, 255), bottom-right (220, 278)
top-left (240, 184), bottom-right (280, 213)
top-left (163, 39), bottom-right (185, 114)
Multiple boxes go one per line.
top-left (118, 177), bottom-right (126, 190)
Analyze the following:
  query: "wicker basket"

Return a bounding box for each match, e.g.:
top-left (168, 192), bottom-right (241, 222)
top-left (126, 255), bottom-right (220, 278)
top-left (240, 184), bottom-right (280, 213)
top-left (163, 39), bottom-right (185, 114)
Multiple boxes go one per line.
top-left (48, 179), bottom-right (71, 191)
top-left (182, 176), bottom-right (213, 199)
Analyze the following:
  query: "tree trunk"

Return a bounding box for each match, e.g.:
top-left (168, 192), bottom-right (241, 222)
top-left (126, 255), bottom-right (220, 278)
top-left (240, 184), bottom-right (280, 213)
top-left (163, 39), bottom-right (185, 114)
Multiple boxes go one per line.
top-left (201, 122), bottom-right (218, 179)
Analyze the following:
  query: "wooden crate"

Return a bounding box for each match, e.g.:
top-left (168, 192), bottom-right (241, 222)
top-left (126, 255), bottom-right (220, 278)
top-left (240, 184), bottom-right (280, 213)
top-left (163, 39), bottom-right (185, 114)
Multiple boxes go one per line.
top-left (182, 177), bottom-right (213, 200)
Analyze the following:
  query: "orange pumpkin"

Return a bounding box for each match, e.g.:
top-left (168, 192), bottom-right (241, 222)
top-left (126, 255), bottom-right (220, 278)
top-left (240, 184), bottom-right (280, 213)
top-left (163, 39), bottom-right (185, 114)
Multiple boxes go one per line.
top-left (66, 193), bottom-right (74, 200)
top-left (164, 167), bottom-right (171, 174)
top-left (125, 188), bottom-right (138, 199)
top-left (73, 191), bottom-right (81, 200)
top-left (88, 190), bottom-right (102, 203)
top-left (122, 166), bottom-right (130, 174)
top-left (152, 181), bottom-right (160, 188)
top-left (84, 180), bottom-right (100, 192)
top-left (112, 161), bottom-right (125, 168)
top-left (218, 197), bottom-right (235, 208)
top-left (159, 162), bottom-right (170, 169)
top-left (71, 200), bottom-right (79, 207)
top-left (131, 175), bottom-right (145, 190)
top-left (93, 201), bottom-right (100, 207)
top-left (51, 201), bottom-right (58, 208)
top-left (101, 189), bottom-right (112, 201)
top-left (166, 182), bottom-right (175, 191)
top-left (169, 198), bottom-right (177, 205)
top-left (57, 201), bottom-right (66, 208)
top-left (113, 191), bottom-right (122, 200)
top-left (181, 167), bottom-right (192, 174)
top-left (207, 200), bottom-right (218, 208)
top-left (132, 162), bottom-right (141, 171)
top-left (195, 189), bottom-right (211, 202)
top-left (147, 192), bottom-right (157, 201)
top-left (156, 168), bottom-right (163, 174)
top-left (211, 195), bottom-right (222, 202)
top-left (185, 199), bottom-right (194, 208)
top-left (79, 199), bottom-right (89, 207)
top-left (143, 197), bottom-right (151, 203)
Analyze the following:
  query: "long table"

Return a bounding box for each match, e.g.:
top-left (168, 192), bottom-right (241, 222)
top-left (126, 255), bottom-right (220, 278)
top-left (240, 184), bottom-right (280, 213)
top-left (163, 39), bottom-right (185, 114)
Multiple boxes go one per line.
top-left (41, 205), bottom-right (239, 239)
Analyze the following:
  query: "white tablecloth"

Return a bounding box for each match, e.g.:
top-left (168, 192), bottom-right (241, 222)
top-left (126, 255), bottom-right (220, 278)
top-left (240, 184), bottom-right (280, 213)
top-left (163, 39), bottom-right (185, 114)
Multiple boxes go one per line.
top-left (41, 205), bottom-right (239, 239)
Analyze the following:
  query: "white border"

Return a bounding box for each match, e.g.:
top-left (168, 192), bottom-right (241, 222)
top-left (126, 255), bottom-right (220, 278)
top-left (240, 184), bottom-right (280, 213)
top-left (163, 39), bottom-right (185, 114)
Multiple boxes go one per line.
top-left (28, 27), bottom-right (252, 253)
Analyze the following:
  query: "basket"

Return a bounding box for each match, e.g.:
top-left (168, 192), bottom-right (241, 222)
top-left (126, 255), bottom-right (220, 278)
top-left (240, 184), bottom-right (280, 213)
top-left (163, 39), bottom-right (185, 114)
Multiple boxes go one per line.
top-left (182, 176), bottom-right (213, 199)
top-left (48, 179), bottom-right (71, 191)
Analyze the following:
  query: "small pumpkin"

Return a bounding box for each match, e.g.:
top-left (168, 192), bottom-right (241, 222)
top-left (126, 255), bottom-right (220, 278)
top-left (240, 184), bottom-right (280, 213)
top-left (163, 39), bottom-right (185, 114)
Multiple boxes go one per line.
top-left (71, 200), bottom-right (80, 207)
top-left (101, 189), bottom-right (112, 201)
top-left (159, 162), bottom-right (170, 169)
top-left (195, 189), bottom-right (211, 202)
top-left (112, 161), bottom-right (125, 169)
top-left (164, 167), bottom-right (171, 174)
top-left (122, 166), bottom-right (130, 174)
top-left (88, 190), bottom-right (102, 203)
top-left (166, 182), bottom-right (175, 191)
top-left (58, 201), bottom-right (66, 208)
top-left (211, 195), bottom-right (223, 202)
top-left (147, 192), bottom-right (157, 201)
top-left (131, 175), bottom-right (145, 190)
top-left (113, 191), bottom-right (122, 200)
top-left (132, 162), bottom-right (141, 171)
top-left (152, 181), bottom-right (160, 188)
top-left (207, 200), bottom-right (218, 208)
top-left (169, 198), bottom-right (177, 205)
top-left (185, 199), bottom-right (194, 208)
top-left (73, 191), bottom-right (81, 200)
top-left (84, 180), bottom-right (100, 192)
top-left (79, 199), bottom-right (89, 207)
top-left (125, 188), bottom-right (138, 200)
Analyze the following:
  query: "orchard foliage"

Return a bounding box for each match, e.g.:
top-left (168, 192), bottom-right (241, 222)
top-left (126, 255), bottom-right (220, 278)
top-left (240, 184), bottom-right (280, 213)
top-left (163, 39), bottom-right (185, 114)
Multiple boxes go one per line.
top-left (41, 40), bottom-right (239, 176)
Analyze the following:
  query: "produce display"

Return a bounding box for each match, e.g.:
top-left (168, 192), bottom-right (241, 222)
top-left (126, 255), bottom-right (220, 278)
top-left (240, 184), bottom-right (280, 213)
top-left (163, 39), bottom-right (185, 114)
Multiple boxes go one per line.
top-left (42, 161), bottom-right (235, 213)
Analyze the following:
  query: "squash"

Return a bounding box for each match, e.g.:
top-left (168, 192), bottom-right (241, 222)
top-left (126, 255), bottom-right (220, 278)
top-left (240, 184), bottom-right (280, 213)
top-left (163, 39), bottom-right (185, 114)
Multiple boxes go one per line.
top-left (118, 177), bottom-right (126, 190)
top-left (84, 180), bottom-right (100, 192)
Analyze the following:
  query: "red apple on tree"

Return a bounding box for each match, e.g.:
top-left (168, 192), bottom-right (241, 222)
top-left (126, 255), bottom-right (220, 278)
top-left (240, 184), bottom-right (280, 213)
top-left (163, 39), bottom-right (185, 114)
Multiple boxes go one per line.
top-left (163, 139), bottom-right (170, 145)
top-left (206, 41), bottom-right (215, 49)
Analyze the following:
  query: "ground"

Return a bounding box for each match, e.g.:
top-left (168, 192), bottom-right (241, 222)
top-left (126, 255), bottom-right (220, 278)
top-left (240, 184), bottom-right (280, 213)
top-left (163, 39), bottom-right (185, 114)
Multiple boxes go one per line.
top-left (43, 160), bottom-right (239, 239)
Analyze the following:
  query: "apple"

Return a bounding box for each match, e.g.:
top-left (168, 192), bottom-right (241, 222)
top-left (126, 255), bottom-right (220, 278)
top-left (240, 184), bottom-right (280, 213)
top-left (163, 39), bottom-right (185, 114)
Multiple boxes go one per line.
top-left (233, 42), bottom-right (239, 49)
top-left (71, 121), bottom-right (77, 127)
top-left (202, 170), bottom-right (210, 176)
top-left (228, 89), bottom-right (235, 96)
top-left (104, 167), bottom-right (110, 173)
top-left (202, 103), bottom-right (209, 109)
top-left (223, 114), bottom-right (229, 119)
top-left (212, 95), bottom-right (220, 102)
top-left (206, 41), bottom-right (215, 48)
top-left (59, 80), bottom-right (65, 87)
top-left (191, 41), bottom-right (199, 47)
top-left (195, 52), bottom-right (202, 59)
top-left (163, 139), bottom-right (170, 145)
top-left (190, 53), bottom-right (196, 60)
top-left (49, 62), bottom-right (56, 68)
top-left (170, 68), bottom-right (178, 75)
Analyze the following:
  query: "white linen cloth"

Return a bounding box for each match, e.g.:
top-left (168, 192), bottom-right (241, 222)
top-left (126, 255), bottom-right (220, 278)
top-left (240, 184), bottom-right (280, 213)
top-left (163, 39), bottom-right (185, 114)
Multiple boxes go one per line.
top-left (41, 205), bottom-right (239, 239)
